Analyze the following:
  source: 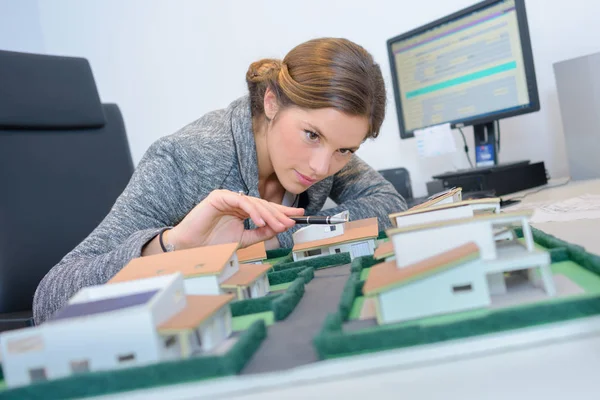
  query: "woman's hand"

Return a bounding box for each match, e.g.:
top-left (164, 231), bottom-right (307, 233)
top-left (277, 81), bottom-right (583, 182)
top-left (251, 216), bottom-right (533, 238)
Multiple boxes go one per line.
top-left (165, 189), bottom-right (303, 251)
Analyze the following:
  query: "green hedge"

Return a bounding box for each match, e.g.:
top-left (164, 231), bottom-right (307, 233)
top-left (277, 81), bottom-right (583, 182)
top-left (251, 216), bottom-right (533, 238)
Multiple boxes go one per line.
top-left (527, 227), bottom-right (600, 275)
top-left (273, 252), bottom-right (351, 272)
top-left (230, 294), bottom-right (280, 317)
top-left (350, 255), bottom-right (384, 273)
top-left (268, 266), bottom-right (307, 286)
top-left (377, 230), bottom-right (388, 240)
top-left (298, 267), bottom-right (315, 284)
top-left (220, 320), bottom-right (268, 374)
top-left (0, 320), bottom-right (267, 400)
top-left (272, 277), bottom-right (306, 321)
top-left (338, 271), bottom-right (361, 321)
top-left (266, 248), bottom-right (292, 260)
top-left (313, 294), bottom-right (600, 360)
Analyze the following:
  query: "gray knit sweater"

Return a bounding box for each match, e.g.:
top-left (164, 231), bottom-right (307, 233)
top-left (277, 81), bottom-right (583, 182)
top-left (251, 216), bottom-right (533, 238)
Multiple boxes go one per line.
top-left (32, 96), bottom-right (407, 324)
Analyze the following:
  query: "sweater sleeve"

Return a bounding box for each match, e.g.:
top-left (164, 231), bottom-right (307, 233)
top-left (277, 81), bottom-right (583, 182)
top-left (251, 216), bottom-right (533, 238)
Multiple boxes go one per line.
top-left (276, 155), bottom-right (407, 248)
top-left (32, 138), bottom-right (196, 324)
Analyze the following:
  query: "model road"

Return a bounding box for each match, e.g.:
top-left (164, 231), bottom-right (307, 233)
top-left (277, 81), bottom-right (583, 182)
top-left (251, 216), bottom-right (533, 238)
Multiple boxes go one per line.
top-left (241, 264), bottom-right (351, 374)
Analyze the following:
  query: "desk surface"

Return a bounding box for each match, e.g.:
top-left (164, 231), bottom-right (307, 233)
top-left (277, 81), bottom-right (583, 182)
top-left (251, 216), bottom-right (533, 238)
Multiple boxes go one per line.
top-left (94, 178), bottom-right (600, 400)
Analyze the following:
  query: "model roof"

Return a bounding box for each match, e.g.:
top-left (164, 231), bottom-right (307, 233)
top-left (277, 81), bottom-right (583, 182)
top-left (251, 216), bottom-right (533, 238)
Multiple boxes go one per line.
top-left (389, 198), bottom-right (500, 219)
top-left (386, 209), bottom-right (534, 237)
top-left (363, 242), bottom-right (480, 295)
top-left (50, 290), bottom-right (158, 322)
top-left (236, 242), bottom-right (266, 263)
top-left (409, 187), bottom-right (462, 210)
top-left (292, 218), bottom-right (379, 252)
top-left (221, 263), bottom-right (272, 287)
top-left (109, 242), bottom-right (239, 284)
top-left (158, 294), bottom-right (234, 332)
top-left (373, 241), bottom-right (395, 260)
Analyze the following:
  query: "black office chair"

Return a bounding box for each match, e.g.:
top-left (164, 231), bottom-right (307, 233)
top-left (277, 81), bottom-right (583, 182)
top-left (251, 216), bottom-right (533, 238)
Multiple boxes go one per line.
top-left (0, 50), bottom-right (134, 330)
top-left (378, 167), bottom-right (414, 201)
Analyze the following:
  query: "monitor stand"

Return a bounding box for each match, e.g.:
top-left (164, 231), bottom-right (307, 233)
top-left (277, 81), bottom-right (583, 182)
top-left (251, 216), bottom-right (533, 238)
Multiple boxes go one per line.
top-left (474, 121), bottom-right (498, 167)
top-left (446, 120), bottom-right (530, 175)
top-left (433, 120), bottom-right (532, 180)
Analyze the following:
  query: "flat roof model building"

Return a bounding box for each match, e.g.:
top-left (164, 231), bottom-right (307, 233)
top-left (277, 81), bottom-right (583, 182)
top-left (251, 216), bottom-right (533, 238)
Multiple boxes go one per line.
top-left (0, 274), bottom-right (235, 388)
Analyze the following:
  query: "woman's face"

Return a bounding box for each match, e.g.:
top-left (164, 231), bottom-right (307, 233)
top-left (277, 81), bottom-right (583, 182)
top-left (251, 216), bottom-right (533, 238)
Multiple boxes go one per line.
top-left (265, 102), bottom-right (369, 194)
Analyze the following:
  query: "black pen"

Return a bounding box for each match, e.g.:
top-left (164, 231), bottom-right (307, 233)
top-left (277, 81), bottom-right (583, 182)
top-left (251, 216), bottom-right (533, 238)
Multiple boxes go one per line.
top-left (290, 216), bottom-right (348, 224)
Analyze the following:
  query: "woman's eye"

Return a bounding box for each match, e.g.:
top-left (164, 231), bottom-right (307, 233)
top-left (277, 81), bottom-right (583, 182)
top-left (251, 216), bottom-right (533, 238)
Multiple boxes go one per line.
top-left (304, 130), bottom-right (319, 142)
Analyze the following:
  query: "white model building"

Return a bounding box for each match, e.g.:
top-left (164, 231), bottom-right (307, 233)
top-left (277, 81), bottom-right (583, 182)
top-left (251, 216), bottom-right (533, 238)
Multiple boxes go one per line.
top-left (409, 187), bottom-right (463, 210)
top-left (291, 217), bottom-right (379, 262)
top-left (385, 209), bottom-right (555, 297)
top-left (363, 242), bottom-right (491, 324)
top-left (109, 242), bottom-right (271, 300)
top-left (388, 198), bottom-right (501, 228)
top-left (0, 273), bottom-right (234, 388)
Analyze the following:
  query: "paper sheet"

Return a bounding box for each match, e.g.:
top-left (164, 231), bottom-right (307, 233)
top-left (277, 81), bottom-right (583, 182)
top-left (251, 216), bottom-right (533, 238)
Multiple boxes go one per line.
top-left (509, 194), bottom-right (600, 223)
top-left (414, 123), bottom-right (457, 158)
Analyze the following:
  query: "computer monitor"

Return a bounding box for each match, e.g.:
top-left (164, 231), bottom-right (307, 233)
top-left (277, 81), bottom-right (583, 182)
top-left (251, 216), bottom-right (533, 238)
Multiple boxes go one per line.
top-left (387, 0), bottom-right (540, 167)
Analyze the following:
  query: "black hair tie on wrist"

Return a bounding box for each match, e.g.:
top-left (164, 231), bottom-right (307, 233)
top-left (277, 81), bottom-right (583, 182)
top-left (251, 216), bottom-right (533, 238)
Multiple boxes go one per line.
top-left (158, 228), bottom-right (171, 253)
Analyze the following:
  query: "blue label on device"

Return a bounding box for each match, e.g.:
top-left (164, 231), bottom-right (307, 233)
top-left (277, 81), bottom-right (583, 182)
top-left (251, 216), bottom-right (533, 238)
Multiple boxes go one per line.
top-left (476, 144), bottom-right (495, 167)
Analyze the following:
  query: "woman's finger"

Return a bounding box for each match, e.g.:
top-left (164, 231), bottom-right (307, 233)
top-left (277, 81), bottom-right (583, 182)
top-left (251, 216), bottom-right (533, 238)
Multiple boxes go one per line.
top-left (240, 225), bottom-right (278, 248)
top-left (259, 199), bottom-right (297, 229)
top-left (250, 199), bottom-right (289, 233)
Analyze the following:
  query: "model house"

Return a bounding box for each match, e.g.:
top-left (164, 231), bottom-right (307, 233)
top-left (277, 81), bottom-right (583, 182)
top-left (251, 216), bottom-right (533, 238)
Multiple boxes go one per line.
top-left (0, 273), bottom-right (235, 388)
top-left (409, 187), bottom-right (462, 210)
top-left (236, 242), bottom-right (267, 264)
top-left (389, 198), bottom-right (501, 228)
top-left (292, 210), bottom-right (349, 245)
top-left (363, 242), bottom-right (491, 324)
top-left (292, 217), bottom-right (379, 262)
top-left (373, 240), bottom-right (395, 262)
top-left (385, 209), bottom-right (555, 297)
top-left (109, 242), bottom-right (271, 300)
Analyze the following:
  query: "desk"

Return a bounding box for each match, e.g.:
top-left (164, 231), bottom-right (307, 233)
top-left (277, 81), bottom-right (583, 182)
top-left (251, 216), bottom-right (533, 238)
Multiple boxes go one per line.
top-left (94, 179), bottom-right (600, 400)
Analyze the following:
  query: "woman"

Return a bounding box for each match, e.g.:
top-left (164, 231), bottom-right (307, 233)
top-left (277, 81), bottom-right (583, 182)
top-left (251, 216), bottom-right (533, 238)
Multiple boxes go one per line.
top-left (33, 37), bottom-right (407, 324)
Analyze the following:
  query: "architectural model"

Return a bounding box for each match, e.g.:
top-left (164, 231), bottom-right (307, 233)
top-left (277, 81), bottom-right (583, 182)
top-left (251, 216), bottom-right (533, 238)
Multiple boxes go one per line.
top-left (361, 208), bottom-right (556, 325)
top-left (389, 198), bottom-right (500, 228)
top-left (409, 187), bottom-right (462, 210)
top-left (291, 217), bottom-right (379, 262)
top-left (363, 242), bottom-right (490, 324)
top-left (386, 209), bottom-right (555, 296)
top-left (0, 273), bottom-right (234, 388)
top-left (109, 242), bottom-right (271, 300)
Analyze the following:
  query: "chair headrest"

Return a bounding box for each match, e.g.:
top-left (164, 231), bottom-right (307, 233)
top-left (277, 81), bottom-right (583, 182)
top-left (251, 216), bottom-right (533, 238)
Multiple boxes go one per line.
top-left (0, 50), bottom-right (106, 129)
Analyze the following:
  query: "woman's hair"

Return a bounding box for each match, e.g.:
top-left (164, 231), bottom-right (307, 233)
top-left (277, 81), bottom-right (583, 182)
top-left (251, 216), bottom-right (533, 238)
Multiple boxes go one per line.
top-left (246, 38), bottom-right (386, 139)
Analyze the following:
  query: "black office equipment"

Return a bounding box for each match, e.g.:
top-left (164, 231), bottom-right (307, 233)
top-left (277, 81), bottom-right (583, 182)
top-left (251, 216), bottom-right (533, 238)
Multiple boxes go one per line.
top-left (386, 0), bottom-right (540, 168)
top-left (0, 50), bottom-right (134, 330)
top-left (432, 161), bottom-right (548, 196)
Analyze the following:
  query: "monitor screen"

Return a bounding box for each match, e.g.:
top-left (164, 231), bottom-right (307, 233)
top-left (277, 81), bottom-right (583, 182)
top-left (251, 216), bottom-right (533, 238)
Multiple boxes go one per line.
top-left (387, 0), bottom-right (539, 138)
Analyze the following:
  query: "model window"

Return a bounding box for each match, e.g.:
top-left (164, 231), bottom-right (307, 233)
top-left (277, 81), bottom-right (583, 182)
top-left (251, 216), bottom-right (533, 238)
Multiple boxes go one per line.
top-left (329, 225), bottom-right (337, 231)
top-left (70, 359), bottom-right (90, 374)
top-left (305, 249), bottom-right (322, 257)
top-left (335, 248), bottom-right (341, 253)
top-left (452, 283), bottom-right (473, 293)
top-left (117, 353), bottom-right (136, 362)
top-left (244, 286), bottom-right (252, 299)
top-left (28, 367), bottom-right (47, 382)
top-left (164, 335), bottom-right (177, 348)
top-left (194, 329), bottom-right (203, 348)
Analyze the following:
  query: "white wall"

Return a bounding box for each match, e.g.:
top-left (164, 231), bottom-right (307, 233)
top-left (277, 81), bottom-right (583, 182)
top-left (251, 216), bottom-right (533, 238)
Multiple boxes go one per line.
top-left (3, 0), bottom-right (600, 196)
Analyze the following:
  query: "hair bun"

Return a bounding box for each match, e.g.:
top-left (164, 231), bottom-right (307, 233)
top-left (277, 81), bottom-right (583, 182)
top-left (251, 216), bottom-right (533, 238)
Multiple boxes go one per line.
top-left (246, 59), bottom-right (282, 83)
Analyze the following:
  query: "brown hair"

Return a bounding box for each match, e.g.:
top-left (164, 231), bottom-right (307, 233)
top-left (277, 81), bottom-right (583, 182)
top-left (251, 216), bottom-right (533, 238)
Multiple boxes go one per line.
top-left (246, 38), bottom-right (386, 139)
